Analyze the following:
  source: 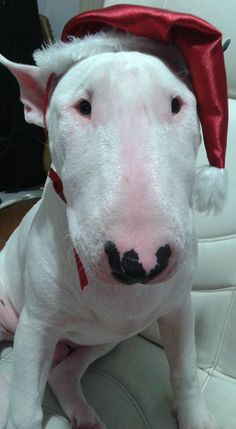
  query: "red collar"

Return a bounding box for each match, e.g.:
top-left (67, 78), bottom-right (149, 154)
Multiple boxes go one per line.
top-left (48, 167), bottom-right (66, 203)
top-left (48, 167), bottom-right (88, 290)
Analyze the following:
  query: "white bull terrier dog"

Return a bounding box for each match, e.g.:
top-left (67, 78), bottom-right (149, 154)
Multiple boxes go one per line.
top-left (0, 5), bottom-right (228, 429)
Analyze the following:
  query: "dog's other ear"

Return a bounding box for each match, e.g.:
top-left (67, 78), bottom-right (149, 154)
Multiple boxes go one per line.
top-left (0, 54), bottom-right (50, 127)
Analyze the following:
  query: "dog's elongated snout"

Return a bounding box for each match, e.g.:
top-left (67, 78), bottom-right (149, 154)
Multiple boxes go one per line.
top-left (104, 241), bottom-right (172, 285)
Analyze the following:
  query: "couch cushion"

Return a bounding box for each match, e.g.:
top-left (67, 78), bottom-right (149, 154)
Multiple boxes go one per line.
top-left (2, 335), bottom-right (236, 428)
top-left (0, 337), bottom-right (176, 429)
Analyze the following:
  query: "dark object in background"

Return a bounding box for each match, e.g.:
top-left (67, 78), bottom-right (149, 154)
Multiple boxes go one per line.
top-left (0, 198), bottom-right (40, 249)
top-left (0, 0), bottom-right (46, 191)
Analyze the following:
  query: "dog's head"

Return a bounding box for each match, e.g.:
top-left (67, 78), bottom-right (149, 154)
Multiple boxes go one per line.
top-left (0, 31), bottom-right (200, 286)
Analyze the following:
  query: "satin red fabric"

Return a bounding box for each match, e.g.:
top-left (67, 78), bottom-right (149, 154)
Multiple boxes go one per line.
top-left (62, 4), bottom-right (228, 169)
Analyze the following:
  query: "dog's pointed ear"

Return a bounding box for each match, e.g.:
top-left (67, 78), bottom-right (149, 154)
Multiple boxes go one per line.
top-left (0, 54), bottom-right (50, 127)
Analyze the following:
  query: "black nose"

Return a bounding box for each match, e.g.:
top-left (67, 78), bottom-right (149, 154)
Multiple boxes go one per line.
top-left (104, 241), bottom-right (171, 285)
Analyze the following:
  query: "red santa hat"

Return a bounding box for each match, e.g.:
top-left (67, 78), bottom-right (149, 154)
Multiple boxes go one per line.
top-left (60, 4), bottom-right (228, 214)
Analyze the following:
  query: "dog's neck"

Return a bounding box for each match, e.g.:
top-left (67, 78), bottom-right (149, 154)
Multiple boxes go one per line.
top-left (48, 166), bottom-right (88, 290)
top-left (43, 73), bottom-right (88, 291)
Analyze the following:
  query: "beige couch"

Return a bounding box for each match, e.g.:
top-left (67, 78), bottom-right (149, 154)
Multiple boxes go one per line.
top-left (0, 1), bottom-right (235, 428)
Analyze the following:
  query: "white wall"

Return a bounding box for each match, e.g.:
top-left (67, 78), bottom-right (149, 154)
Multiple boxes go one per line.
top-left (37, 0), bottom-right (80, 39)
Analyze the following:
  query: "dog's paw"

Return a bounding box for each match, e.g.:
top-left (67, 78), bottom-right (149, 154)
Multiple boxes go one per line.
top-left (71, 413), bottom-right (107, 429)
top-left (176, 398), bottom-right (221, 429)
top-left (71, 421), bottom-right (105, 429)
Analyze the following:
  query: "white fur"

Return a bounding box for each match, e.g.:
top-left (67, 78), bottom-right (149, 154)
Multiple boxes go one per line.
top-left (0, 31), bottom-right (220, 429)
top-left (193, 165), bottom-right (227, 214)
top-left (33, 30), bottom-right (187, 77)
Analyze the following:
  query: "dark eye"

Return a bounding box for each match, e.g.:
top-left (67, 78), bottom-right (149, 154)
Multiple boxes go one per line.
top-left (77, 100), bottom-right (91, 116)
top-left (171, 97), bottom-right (182, 114)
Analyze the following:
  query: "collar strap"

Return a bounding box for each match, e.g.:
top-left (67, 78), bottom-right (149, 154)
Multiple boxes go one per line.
top-left (48, 167), bottom-right (88, 290)
top-left (48, 167), bottom-right (67, 203)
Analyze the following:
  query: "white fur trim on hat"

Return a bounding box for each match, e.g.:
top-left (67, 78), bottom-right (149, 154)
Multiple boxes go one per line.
top-left (33, 31), bottom-right (185, 78)
top-left (193, 165), bottom-right (227, 215)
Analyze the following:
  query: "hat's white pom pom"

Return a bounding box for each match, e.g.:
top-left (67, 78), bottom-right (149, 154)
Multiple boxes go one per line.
top-left (193, 165), bottom-right (227, 215)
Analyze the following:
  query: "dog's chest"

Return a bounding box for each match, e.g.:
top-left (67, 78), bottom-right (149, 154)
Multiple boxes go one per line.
top-left (57, 296), bottom-right (159, 346)
top-left (62, 315), bottom-right (155, 345)
top-left (53, 269), bottom-right (181, 346)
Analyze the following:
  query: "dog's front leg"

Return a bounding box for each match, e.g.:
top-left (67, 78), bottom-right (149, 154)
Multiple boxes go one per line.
top-left (158, 293), bottom-right (220, 429)
top-left (49, 343), bottom-right (117, 429)
top-left (6, 306), bottom-right (58, 429)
